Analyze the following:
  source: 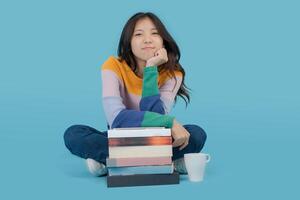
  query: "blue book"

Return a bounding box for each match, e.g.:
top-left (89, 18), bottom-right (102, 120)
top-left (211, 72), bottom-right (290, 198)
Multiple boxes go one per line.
top-left (107, 172), bottom-right (180, 187)
top-left (108, 164), bottom-right (174, 176)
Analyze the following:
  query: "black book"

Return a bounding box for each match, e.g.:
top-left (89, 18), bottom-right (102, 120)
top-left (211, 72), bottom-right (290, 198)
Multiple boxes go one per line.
top-left (107, 172), bottom-right (180, 187)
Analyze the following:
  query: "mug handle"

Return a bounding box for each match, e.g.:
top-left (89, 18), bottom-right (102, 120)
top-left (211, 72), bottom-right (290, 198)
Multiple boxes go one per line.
top-left (206, 154), bottom-right (211, 163)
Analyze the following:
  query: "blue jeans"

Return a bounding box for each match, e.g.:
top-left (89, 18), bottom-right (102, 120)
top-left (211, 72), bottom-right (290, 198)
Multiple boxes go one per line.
top-left (64, 124), bottom-right (207, 164)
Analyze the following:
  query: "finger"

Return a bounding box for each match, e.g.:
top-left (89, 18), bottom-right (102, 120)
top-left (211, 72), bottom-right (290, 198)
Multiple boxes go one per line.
top-left (179, 140), bottom-right (189, 151)
top-left (172, 138), bottom-right (185, 148)
top-left (186, 134), bottom-right (190, 142)
top-left (156, 49), bottom-right (163, 56)
top-left (161, 49), bottom-right (168, 60)
top-left (159, 48), bottom-right (166, 54)
top-left (157, 48), bottom-right (164, 56)
top-left (172, 141), bottom-right (181, 148)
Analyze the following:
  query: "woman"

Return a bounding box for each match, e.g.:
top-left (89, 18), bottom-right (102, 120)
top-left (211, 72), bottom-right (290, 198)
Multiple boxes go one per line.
top-left (64, 12), bottom-right (207, 176)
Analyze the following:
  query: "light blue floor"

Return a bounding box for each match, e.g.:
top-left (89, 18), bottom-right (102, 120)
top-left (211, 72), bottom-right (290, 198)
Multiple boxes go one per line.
top-left (1, 0), bottom-right (299, 199)
top-left (1, 96), bottom-right (299, 199)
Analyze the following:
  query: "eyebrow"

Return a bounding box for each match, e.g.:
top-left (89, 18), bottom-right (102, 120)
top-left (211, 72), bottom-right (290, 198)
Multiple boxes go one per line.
top-left (134, 28), bottom-right (158, 32)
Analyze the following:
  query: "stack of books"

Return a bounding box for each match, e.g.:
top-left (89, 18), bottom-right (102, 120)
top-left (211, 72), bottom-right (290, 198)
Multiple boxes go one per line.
top-left (106, 127), bottom-right (179, 187)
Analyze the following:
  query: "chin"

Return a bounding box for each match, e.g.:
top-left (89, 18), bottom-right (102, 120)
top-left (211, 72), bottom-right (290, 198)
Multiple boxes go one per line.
top-left (142, 53), bottom-right (155, 60)
top-left (134, 52), bottom-right (154, 62)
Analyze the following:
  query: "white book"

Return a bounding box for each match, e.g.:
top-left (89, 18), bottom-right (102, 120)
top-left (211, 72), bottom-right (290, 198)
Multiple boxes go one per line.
top-left (108, 145), bottom-right (173, 158)
top-left (108, 127), bottom-right (171, 138)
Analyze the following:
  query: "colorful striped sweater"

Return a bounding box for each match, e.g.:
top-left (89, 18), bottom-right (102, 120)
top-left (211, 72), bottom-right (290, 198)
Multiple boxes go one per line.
top-left (101, 56), bottom-right (182, 129)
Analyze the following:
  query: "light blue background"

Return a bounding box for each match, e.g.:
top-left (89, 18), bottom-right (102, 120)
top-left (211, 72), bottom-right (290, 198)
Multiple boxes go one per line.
top-left (1, 0), bottom-right (299, 199)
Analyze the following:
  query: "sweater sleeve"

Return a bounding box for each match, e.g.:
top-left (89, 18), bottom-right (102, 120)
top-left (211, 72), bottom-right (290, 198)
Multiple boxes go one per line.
top-left (159, 74), bottom-right (182, 114)
top-left (139, 66), bottom-right (182, 114)
top-left (139, 66), bottom-right (165, 114)
top-left (101, 62), bottom-right (174, 129)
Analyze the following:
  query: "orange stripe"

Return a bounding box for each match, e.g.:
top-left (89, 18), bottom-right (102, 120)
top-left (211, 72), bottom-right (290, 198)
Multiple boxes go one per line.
top-left (109, 136), bottom-right (172, 146)
top-left (102, 56), bottom-right (183, 96)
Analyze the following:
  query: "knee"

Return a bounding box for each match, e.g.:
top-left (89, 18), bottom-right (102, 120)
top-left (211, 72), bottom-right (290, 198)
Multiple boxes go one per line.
top-left (63, 125), bottom-right (83, 150)
top-left (187, 125), bottom-right (207, 151)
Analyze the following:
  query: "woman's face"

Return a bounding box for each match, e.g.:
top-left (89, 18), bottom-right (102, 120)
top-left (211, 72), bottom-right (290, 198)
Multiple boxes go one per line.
top-left (131, 17), bottom-right (164, 62)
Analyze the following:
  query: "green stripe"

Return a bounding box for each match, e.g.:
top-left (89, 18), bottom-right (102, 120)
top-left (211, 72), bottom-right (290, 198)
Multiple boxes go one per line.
top-left (142, 66), bottom-right (159, 97)
top-left (141, 111), bottom-right (174, 128)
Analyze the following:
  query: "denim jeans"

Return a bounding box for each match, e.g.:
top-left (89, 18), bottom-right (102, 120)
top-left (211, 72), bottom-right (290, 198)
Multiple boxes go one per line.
top-left (64, 124), bottom-right (207, 164)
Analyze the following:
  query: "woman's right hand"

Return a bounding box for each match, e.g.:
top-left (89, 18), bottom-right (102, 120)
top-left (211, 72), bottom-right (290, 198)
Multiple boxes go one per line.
top-left (146, 48), bottom-right (168, 67)
top-left (171, 119), bottom-right (190, 150)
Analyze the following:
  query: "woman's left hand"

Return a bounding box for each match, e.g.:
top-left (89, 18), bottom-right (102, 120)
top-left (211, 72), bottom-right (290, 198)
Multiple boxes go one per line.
top-left (146, 48), bottom-right (168, 67)
top-left (171, 119), bottom-right (190, 151)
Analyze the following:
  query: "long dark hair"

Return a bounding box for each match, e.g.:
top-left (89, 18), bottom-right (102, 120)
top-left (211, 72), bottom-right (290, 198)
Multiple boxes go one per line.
top-left (118, 12), bottom-right (191, 106)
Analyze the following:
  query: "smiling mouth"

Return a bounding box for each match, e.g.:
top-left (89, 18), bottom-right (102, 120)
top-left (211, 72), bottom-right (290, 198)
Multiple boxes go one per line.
top-left (142, 47), bottom-right (155, 50)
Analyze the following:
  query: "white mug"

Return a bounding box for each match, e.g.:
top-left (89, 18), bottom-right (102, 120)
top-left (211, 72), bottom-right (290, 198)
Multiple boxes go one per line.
top-left (184, 153), bottom-right (211, 182)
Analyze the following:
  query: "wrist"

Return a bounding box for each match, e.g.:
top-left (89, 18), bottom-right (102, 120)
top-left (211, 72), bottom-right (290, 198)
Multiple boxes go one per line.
top-left (172, 119), bottom-right (177, 128)
top-left (146, 62), bottom-right (155, 67)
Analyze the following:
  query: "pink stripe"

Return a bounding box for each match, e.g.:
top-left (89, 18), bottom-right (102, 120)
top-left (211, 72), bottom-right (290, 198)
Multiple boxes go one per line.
top-left (123, 92), bottom-right (141, 110)
top-left (102, 70), bottom-right (182, 113)
top-left (159, 76), bottom-right (182, 113)
top-left (102, 70), bottom-right (123, 96)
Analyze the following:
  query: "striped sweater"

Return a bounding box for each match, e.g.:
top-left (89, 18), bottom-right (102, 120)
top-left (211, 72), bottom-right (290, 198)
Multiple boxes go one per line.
top-left (101, 56), bottom-right (182, 129)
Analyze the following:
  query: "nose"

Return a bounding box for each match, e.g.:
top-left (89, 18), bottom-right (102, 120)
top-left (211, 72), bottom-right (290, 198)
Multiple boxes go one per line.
top-left (143, 35), bottom-right (153, 44)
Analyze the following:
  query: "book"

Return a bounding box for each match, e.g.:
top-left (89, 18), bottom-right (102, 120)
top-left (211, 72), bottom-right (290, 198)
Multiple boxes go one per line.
top-left (107, 164), bottom-right (174, 176)
top-left (108, 145), bottom-right (172, 158)
top-left (108, 128), bottom-right (171, 138)
top-left (106, 156), bottom-right (172, 167)
top-left (107, 172), bottom-right (180, 187)
top-left (111, 127), bottom-right (166, 130)
top-left (108, 136), bottom-right (172, 146)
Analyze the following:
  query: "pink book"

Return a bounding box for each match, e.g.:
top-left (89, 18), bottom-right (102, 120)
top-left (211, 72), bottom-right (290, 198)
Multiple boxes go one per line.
top-left (106, 156), bottom-right (172, 167)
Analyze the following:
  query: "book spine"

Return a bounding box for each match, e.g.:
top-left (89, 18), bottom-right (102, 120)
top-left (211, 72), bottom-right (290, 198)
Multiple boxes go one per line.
top-left (108, 136), bottom-right (172, 146)
top-left (107, 172), bottom-right (180, 187)
top-left (108, 164), bottom-right (174, 176)
top-left (108, 145), bottom-right (172, 158)
top-left (106, 157), bottom-right (172, 167)
top-left (108, 129), bottom-right (171, 138)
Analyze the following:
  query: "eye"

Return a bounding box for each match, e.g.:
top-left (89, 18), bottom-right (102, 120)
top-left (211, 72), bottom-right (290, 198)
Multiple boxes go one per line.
top-left (152, 32), bottom-right (159, 35)
top-left (134, 33), bottom-right (142, 36)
